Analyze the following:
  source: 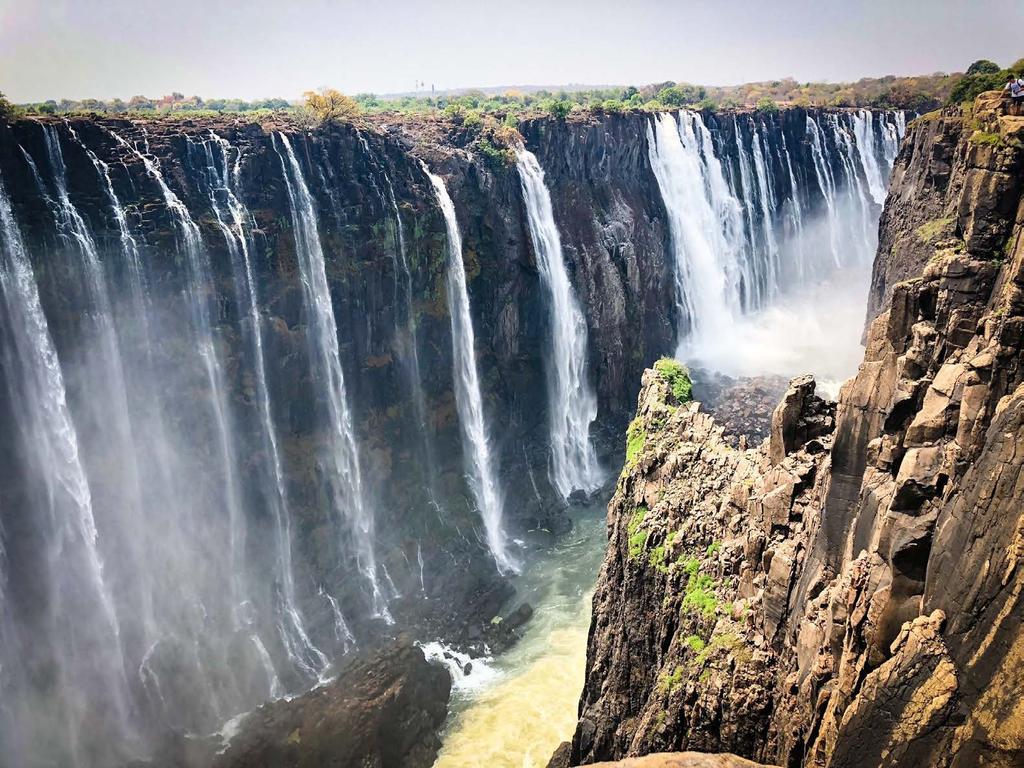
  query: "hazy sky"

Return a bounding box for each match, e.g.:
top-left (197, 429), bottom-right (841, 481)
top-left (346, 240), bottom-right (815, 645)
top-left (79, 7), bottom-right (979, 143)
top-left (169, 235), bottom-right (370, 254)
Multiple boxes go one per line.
top-left (2, 0), bottom-right (1021, 102)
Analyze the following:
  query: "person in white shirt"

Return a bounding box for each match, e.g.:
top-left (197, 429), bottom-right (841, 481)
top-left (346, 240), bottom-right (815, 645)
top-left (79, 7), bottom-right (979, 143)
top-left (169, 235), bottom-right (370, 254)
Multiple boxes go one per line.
top-left (1006, 74), bottom-right (1024, 115)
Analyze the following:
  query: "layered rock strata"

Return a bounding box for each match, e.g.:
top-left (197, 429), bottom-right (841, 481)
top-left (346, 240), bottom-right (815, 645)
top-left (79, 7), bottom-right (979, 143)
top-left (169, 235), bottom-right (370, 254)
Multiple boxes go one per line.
top-left (568, 92), bottom-right (1024, 767)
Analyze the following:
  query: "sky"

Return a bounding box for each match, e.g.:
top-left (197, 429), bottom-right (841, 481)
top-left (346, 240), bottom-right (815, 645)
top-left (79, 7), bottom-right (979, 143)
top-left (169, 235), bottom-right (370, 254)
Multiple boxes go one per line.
top-left (1, 0), bottom-right (1022, 103)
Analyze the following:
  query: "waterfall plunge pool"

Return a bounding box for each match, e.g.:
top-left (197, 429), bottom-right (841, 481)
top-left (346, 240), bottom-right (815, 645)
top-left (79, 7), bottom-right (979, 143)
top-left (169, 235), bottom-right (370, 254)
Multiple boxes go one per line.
top-left (426, 499), bottom-right (609, 768)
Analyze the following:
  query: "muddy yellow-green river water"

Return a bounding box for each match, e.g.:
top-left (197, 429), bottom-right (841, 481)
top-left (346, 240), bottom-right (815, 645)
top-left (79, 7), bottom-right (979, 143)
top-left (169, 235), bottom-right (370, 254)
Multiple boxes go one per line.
top-left (429, 506), bottom-right (608, 767)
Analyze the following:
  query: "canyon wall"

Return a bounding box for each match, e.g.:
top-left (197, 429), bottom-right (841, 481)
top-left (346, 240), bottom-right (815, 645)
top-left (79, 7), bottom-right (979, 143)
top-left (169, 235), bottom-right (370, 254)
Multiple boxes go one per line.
top-left (0, 105), bottom-right (900, 766)
top-left (566, 93), bottom-right (1024, 767)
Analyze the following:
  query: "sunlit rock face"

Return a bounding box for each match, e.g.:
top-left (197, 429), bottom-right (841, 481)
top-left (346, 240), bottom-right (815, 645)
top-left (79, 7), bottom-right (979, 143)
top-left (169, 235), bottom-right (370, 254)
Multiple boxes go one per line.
top-left (566, 95), bottom-right (1024, 768)
top-left (0, 105), bottom-right (904, 765)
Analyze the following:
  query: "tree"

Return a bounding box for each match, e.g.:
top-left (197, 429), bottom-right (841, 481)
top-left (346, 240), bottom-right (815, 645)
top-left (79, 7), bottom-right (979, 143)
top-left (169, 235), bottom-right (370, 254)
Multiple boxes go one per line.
top-left (965, 59), bottom-right (1001, 76)
top-left (756, 96), bottom-right (779, 113)
top-left (303, 88), bottom-right (361, 123)
top-left (544, 99), bottom-right (572, 120)
top-left (657, 84), bottom-right (705, 107)
top-left (0, 91), bottom-right (16, 120)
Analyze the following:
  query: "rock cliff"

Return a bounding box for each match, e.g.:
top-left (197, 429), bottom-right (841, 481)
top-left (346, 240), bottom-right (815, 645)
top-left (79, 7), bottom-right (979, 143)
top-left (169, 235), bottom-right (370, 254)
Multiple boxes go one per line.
top-left (566, 92), bottom-right (1024, 767)
top-left (215, 639), bottom-right (450, 768)
top-left (0, 103), bottom-right (906, 765)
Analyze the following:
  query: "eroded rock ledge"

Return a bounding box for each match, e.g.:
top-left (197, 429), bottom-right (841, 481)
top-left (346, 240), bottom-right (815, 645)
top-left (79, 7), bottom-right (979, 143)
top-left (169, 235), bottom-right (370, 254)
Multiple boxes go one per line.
top-left (216, 640), bottom-right (450, 768)
top-left (563, 92), bottom-right (1024, 768)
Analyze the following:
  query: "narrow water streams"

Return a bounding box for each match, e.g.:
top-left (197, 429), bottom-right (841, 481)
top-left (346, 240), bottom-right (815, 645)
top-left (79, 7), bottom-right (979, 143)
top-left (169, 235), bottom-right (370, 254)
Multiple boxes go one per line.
top-left (432, 503), bottom-right (609, 767)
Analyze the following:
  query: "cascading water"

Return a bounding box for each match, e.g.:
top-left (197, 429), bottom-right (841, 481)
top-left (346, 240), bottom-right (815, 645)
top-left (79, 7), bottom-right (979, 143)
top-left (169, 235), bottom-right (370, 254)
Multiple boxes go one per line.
top-left (0, 106), bottom-right (910, 767)
top-left (806, 114), bottom-right (844, 269)
top-left (652, 108), bottom-right (905, 382)
top-left (750, 121), bottom-right (782, 299)
top-left (0, 167), bottom-right (134, 765)
top-left (647, 111), bottom-right (743, 351)
top-left (852, 109), bottom-right (887, 204)
top-left (108, 127), bottom-right (252, 624)
top-left (515, 147), bottom-right (603, 500)
top-left (422, 163), bottom-right (517, 574)
top-left (189, 133), bottom-right (329, 679)
top-left (273, 132), bottom-right (390, 620)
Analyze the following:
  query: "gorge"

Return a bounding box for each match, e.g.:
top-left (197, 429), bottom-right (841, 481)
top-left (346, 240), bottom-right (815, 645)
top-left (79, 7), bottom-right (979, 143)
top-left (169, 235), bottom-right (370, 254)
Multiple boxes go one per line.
top-left (0, 103), bottom-right (915, 767)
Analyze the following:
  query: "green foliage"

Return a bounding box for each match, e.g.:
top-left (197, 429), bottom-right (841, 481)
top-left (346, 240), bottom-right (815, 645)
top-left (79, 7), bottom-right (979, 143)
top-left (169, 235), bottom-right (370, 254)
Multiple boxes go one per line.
top-left (657, 83), bottom-right (707, 107)
top-left (0, 92), bottom-right (17, 121)
top-left (653, 357), bottom-right (693, 403)
top-left (657, 665), bottom-right (685, 694)
top-left (966, 59), bottom-right (1001, 76)
top-left (679, 555), bottom-right (701, 577)
top-left (625, 417), bottom-right (647, 466)
top-left (705, 541), bottom-right (721, 557)
top-left (443, 103), bottom-right (467, 122)
top-left (461, 110), bottom-right (484, 132)
top-left (470, 115), bottom-right (522, 169)
top-left (691, 631), bottom-right (749, 668)
top-left (916, 217), bottom-right (955, 243)
top-left (627, 505), bottom-right (649, 560)
top-left (544, 99), bottom-right (573, 119)
top-left (649, 543), bottom-right (668, 573)
top-left (476, 138), bottom-right (514, 169)
top-left (947, 57), bottom-right (1022, 105)
top-left (756, 96), bottom-right (779, 113)
top-left (968, 130), bottom-right (1002, 146)
top-left (684, 634), bottom-right (706, 653)
top-left (682, 569), bottom-right (719, 617)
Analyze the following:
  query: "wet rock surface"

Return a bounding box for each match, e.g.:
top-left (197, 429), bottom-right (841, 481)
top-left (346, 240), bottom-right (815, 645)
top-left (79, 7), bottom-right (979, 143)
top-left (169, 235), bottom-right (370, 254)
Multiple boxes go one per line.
top-left (215, 640), bottom-right (451, 768)
top-left (565, 93), bottom-right (1024, 768)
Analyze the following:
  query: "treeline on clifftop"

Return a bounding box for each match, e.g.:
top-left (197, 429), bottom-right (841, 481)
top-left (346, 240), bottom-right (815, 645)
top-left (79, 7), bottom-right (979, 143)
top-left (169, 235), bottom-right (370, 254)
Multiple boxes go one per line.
top-left (947, 57), bottom-right (1024, 104)
top-left (5, 68), bottom-right (969, 122)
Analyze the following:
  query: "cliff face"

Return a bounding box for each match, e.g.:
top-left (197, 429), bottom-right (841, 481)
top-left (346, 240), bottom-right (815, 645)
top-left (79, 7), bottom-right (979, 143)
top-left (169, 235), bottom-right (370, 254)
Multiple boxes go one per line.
top-left (0, 104), bottom-right (904, 765)
top-left (568, 93), bottom-right (1024, 767)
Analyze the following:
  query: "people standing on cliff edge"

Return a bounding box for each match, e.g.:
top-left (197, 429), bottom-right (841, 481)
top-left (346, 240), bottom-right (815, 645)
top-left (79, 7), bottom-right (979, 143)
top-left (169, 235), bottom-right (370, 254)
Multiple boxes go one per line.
top-left (1005, 74), bottom-right (1024, 114)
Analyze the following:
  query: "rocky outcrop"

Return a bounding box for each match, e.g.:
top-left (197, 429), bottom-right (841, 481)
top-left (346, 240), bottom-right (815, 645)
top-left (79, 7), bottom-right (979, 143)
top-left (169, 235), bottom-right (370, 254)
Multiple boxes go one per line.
top-left (590, 754), bottom-right (779, 768)
top-left (567, 92), bottom-right (1024, 767)
top-left (215, 640), bottom-right (450, 768)
top-left (0, 102), bottom-right (909, 765)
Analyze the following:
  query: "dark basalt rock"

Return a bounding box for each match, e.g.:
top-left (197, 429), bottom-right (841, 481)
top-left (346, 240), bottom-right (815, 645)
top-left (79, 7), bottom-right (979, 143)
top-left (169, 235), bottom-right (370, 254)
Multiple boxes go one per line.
top-left (215, 639), bottom-right (451, 768)
top-left (564, 93), bottom-right (1024, 768)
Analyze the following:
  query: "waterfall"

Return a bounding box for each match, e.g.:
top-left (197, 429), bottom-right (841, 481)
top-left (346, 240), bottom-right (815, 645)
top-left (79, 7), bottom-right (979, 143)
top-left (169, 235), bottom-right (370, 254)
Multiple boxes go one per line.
top-left (731, 116), bottom-right (766, 305)
top-left (273, 133), bottom-right (390, 620)
top-left (0, 167), bottom-right (134, 762)
top-left (828, 114), bottom-right (875, 263)
top-left (190, 133), bottom-right (328, 679)
top-left (647, 111), bottom-right (743, 352)
top-left (852, 110), bottom-right (886, 204)
top-left (107, 128), bottom-right (251, 626)
top-left (779, 129), bottom-right (807, 281)
top-left (880, 111), bottom-right (906, 168)
top-left (750, 121), bottom-right (782, 301)
top-left (806, 115), bottom-right (843, 269)
top-left (515, 147), bottom-right (603, 500)
top-left (422, 163), bottom-right (517, 574)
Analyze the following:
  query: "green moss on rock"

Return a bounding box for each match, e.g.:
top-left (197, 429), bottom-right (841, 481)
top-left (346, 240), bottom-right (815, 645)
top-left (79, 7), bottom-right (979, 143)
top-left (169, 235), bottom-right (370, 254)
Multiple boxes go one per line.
top-left (625, 417), bottom-right (647, 466)
top-left (627, 505), bottom-right (648, 560)
top-left (654, 357), bottom-right (693, 403)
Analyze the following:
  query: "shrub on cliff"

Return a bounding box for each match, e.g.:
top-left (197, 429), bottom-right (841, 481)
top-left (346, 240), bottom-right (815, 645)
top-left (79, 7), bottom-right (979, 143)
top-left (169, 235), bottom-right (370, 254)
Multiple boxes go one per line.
top-left (657, 84), bottom-right (706, 107)
top-left (947, 58), bottom-right (1019, 105)
top-left (0, 92), bottom-right (18, 121)
top-left (543, 99), bottom-right (573, 120)
top-left (302, 88), bottom-right (361, 124)
top-left (654, 357), bottom-right (693, 404)
top-left (756, 96), bottom-right (779, 113)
